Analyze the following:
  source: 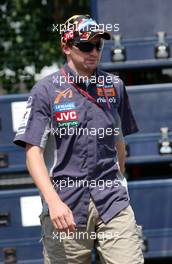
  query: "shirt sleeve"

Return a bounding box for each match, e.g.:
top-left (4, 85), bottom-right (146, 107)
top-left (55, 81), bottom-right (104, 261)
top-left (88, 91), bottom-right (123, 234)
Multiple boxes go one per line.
top-left (13, 83), bottom-right (51, 148)
top-left (118, 79), bottom-right (139, 136)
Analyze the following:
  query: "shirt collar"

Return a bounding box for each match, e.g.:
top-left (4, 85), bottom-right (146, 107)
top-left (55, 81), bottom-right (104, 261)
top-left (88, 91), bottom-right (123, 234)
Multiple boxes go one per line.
top-left (63, 63), bottom-right (98, 91)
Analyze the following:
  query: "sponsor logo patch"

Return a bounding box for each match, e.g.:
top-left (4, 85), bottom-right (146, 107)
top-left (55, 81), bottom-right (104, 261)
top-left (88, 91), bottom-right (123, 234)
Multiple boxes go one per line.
top-left (19, 108), bottom-right (31, 127)
top-left (54, 102), bottom-right (76, 112)
top-left (16, 128), bottom-right (26, 136)
top-left (97, 88), bottom-right (116, 97)
top-left (80, 31), bottom-right (91, 40)
top-left (26, 96), bottom-right (33, 107)
top-left (63, 31), bottom-right (74, 42)
top-left (54, 88), bottom-right (73, 103)
top-left (16, 107), bottom-right (31, 135)
top-left (97, 97), bottom-right (117, 104)
top-left (55, 110), bottom-right (78, 122)
top-left (58, 121), bottom-right (78, 127)
top-left (104, 84), bottom-right (114, 88)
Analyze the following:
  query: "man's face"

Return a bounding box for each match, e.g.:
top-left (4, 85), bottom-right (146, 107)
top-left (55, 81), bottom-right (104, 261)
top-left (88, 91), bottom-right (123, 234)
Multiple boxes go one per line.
top-left (63, 35), bottom-right (103, 74)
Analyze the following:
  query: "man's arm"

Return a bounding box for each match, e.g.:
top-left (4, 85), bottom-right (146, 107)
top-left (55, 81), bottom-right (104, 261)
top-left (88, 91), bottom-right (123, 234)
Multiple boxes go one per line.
top-left (26, 144), bottom-right (76, 231)
top-left (115, 140), bottom-right (126, 175)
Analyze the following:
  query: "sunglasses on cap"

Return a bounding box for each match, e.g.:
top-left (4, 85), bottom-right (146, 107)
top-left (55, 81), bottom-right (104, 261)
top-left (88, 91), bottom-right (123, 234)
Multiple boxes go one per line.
top-left (73, 40), bottom-right (104, 52)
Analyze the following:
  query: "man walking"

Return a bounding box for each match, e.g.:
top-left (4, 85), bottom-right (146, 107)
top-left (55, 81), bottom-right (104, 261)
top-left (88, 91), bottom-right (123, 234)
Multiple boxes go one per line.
top-left (14, 15), bottom-right (144, 264)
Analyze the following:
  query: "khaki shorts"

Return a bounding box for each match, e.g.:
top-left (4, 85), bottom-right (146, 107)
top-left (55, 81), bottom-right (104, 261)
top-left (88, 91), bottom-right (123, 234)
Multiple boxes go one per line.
top-left (40, 198), bottom-right (144, 264)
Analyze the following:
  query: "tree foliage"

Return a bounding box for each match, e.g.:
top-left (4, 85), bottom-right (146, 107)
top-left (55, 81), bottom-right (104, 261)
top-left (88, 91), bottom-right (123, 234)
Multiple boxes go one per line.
top-left (0, 0), bottom-right (90, 94)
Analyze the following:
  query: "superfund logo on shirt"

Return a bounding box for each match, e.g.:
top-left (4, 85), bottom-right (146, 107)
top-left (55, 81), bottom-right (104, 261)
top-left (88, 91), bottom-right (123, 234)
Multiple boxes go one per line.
top-left (55, 110), bottom-right (78, 122)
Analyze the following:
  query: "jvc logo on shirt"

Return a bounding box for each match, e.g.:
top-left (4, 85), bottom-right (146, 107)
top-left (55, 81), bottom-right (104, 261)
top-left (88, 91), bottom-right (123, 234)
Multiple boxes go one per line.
top-left (55, 110), bottom-right (78, 122)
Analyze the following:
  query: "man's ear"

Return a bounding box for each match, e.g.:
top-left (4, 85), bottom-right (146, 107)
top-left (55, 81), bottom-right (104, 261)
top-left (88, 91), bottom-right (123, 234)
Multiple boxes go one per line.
top-left (62, 44), bottom-right (72, 55)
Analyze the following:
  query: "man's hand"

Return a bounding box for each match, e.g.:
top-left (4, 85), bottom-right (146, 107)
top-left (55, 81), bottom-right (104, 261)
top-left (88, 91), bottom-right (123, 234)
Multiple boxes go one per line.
top-left (48, 199), bottom-right (76, 232)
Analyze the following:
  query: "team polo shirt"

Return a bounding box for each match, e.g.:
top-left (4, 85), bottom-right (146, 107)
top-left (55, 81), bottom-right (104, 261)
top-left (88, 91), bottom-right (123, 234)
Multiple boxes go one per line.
top-left (13, 63), bottom-right (138, 226)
